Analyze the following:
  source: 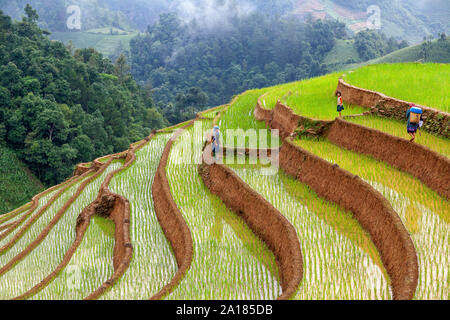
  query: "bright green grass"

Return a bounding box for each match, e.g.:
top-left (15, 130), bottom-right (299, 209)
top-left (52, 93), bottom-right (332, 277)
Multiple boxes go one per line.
top-left (99, 134), bottom-right (178, 300)
top-left (229, 164), bottom-right (390, 300)
top-left (263, 73), bottom-right (367, 120)
top-left (344, 63), bottom-right (450, 112)
top-left (158, 119), bottom-right (194, 133)
top-left (165, 121), bottom-right (280, 300)
top-left (0, 146), bottom-right (44, 215)
top-left (200, 105), bottom-right (225, 119)
top-left (0, 162), bottom-right (121, 299)
top-left (346, 115), bottom-right (450, 157)
top-left (219, 90), bottom-right (280, 149)
top-left (295, 137), bottom-right (449, 299)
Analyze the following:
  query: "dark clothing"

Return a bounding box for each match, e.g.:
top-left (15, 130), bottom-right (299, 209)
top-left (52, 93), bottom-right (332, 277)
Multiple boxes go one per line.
top-left (337, 105), bottom-right (344, 112)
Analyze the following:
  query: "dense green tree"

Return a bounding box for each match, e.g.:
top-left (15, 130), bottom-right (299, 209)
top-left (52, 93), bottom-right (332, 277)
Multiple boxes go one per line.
top-left (0, 8), bottom-right (166, 186)
top-left (355, 29), bottom-right (407, 61)
top-left (130, 13), bottom-right (348, 123)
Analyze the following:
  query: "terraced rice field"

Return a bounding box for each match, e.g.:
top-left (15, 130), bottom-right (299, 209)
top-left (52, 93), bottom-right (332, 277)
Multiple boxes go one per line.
top-left (344, 63), bottom-right (450, 112)
top-left (31, 216), bottom-right (115, 299)
top-left (0, 187), bottom-right (63, 250)
top-left (294, 138), bottom-right (449, 299)
top-left (0, 161), bottom-right (121, 299)
top-left (228, 161), bottom-right (390, 300)
top-left (0, 63), bottom-right (448, 300)
top-left (99, 134), bottom-right (178, 300)
top-left (219, 90), bottom-right (280, 149)
top-left (165, 122), bottom-right (280, 300)
top-left (262, 73), bottom-right (366, 119)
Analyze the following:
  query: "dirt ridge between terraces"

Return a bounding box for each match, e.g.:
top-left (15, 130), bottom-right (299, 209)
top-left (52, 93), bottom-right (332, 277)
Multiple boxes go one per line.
top-left (336, 78), bottom-right (450, 138)
top-left (254, 96), bottom-right (419, 299)
top-left (199, 145), bottom-right (303, 300)
top-left (151, 122), bottom-right (195, 300)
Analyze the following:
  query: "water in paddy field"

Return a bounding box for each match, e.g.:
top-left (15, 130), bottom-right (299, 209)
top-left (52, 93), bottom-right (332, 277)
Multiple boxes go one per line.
top-left (100, 134), bottom-right (178, 300)
top-left (229, 166), bottom-right (391, 300)
top-left (369, 181), bottom-right (449, 300)
top-left (0, 161), bottom-right (121, 299)
top-left (165, 123), bottom-right (281, 300)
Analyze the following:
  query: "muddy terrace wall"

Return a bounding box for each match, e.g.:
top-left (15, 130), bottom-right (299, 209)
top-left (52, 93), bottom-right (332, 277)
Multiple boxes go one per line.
top-left (254, 99), bottom-right (333, 138)
top-left (151, 124), bottom-right (194, 300)
top-left (279, 139), bottom-right (418, 300)
top-left (336, 78), bottom-right (450, 138)
top-left (199, 146), bottom-right (303, 300)
top-left (328, 118), bottom-right (450, 199)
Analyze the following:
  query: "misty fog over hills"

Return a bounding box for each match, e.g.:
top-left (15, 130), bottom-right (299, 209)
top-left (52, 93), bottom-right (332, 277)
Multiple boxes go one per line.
top-left (0, 0), bottom-right (448, 43)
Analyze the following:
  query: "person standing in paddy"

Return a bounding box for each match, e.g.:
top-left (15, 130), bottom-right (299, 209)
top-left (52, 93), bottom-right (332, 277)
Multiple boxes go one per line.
top-left (336, 91), bottom-right (344, 117)
top-left (211, 126), bottom-right (221, 159)
top-left (406, 104), bottom-right (421, 142)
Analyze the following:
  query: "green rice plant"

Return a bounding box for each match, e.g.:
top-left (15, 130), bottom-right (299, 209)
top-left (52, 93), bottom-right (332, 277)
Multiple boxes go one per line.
top-left (31, 216), bottom-right (116, 300)
top-left (200, 105), bottom-right (226, 119)
top-left (0, 203), bottom-right (32, 230)
top-left (228, 164), bottom-right (391, 300)
top-left (263, 72), bottom-right (366, 119)
top-left (219, 90), bottom-right (280, 149)
top-left (99, 134), bottom-right (179, 300)
top-left (0, 203), bottom-right (33, 226)
top-left (294, 137), bottom-right (449, 299)
top-left (165, 121), bottom-right (280, 300)
top-left (0, 182), bottom-right (78, 255)
top-left (344, 63), bottom-right (450, 112)
top-left (0, 161), bottom-right (122, 299)
top-left (0, 188), bottom-right (61, 248)
top-left (346, 115), bottom-right (450, 157)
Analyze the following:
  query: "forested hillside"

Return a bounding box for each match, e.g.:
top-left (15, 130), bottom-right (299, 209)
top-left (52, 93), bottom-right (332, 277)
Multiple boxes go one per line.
top-left (129, 13), bottom-right (407, 124)
top-left (0, 7), bottom-right (166, 187)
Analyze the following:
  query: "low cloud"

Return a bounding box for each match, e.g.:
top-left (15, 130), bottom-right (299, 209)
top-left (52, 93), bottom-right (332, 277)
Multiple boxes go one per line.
top-left (169, 0), bottom-right (255, 31)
